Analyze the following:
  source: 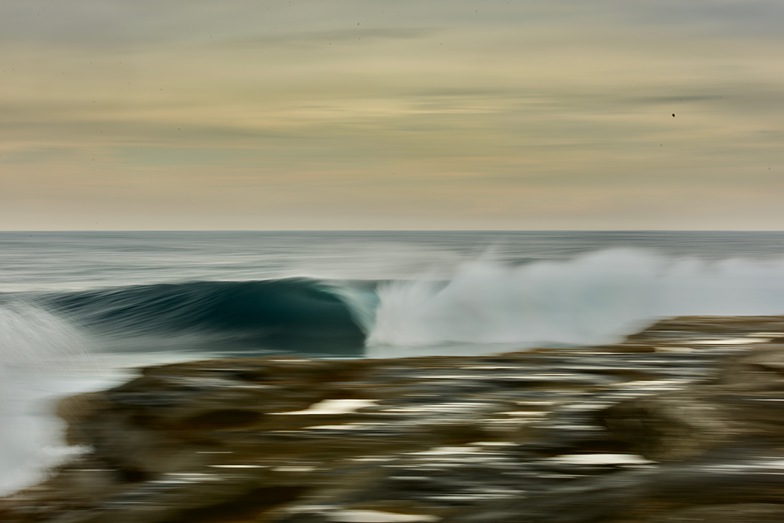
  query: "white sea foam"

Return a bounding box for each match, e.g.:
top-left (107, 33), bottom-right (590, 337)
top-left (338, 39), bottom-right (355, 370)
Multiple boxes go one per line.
top-left (0, 302), bottom-right (225, 497)
top-left (367, 249), bottom-right (784, 348)
top-left (275, 399), bottom-right (377, 416)
top-left (0, 303), bottom-right (99, 496)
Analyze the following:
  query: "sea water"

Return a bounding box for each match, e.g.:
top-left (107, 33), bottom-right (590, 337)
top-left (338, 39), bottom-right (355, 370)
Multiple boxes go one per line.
top-left (3, 230), bottom-right (784, 494)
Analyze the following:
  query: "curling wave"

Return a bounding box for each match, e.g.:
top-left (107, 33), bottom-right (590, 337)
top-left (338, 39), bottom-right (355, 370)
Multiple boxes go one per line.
top-left (5, 249), bottom-right (784, 355)
top-left (29, 278), bottom-right (371, 351)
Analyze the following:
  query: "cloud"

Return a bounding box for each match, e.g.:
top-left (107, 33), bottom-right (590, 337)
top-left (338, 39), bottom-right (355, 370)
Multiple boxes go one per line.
top-left (2, 0), bottom-right (784, 229)
top-left (225, 27), bottom-right (435, 49)
top-left (619, 0), bottom-right (784, 39)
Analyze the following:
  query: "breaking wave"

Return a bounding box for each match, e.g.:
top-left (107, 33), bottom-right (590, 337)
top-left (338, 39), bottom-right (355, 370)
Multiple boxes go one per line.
top-left (5, 249), bottom-right (784, 352)
top-left (33, 278), bottom-right (370, 351)
top-left (0, 303), bottom-right (93, 495)
top-left (368, 249), bottom-right (784, 347)
top-left (4, 249), bottom-right (784, 353)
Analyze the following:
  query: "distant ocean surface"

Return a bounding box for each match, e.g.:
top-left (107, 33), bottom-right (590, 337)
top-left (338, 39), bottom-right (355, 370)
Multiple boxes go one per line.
top-left (4, 230), bottom-right (784, 495)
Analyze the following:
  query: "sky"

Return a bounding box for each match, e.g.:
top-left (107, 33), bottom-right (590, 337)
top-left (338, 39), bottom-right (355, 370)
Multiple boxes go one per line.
top-left (1, 0), bottom-right (783, 230)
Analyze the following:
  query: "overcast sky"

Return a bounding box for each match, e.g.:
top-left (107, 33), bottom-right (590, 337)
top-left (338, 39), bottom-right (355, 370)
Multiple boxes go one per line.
top-left (1, 0), bottom-right (782, 230)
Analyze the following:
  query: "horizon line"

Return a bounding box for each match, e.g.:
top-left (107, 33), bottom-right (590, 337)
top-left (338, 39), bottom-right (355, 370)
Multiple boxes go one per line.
top-left (2, 229), bottom-right (784, 234)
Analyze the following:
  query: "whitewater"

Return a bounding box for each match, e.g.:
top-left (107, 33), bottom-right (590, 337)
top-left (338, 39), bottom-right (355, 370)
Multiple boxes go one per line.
top-left (3, 230), bottom-right (784, 495)
top-left (369, 249), bottom-right (784, 348)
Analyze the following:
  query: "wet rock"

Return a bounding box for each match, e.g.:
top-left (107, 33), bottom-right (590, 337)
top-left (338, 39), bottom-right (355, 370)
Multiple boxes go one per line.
top-left (4, 316), bottom-right (784, 523)
top-left (635, 504), bottom-right (784, 523)
top-left (603, 348), bottom-right (784, 462)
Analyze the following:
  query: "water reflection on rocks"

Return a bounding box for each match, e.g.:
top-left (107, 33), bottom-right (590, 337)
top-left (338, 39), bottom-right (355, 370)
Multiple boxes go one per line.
top-left (4, 316), bottom-right (784, 522)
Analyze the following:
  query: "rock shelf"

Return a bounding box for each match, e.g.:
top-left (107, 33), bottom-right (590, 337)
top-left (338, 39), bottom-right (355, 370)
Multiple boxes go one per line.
top-left (4, 316), bottom-right (784, 523)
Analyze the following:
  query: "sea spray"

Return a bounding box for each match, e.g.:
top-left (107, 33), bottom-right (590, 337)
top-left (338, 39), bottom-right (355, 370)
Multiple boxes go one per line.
top-left (368, 249), bottom-right (784, 347)
top-left (0, 303), bottom-right (95, 496)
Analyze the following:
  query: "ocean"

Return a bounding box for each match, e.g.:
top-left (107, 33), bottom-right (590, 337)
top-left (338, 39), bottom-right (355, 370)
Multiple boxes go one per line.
top-left (3, 230), bottom-right (784, 495)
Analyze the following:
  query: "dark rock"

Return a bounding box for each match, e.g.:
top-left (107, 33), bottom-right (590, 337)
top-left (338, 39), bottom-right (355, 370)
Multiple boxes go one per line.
top-left (602, 348), bottom-right (784, 462)
top-left (4, 316), bottom-right (784, 523)
top-left (634, 504), bottom-right (784, 523)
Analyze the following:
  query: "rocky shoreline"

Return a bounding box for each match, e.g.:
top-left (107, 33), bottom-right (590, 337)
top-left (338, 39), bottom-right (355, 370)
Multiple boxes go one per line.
top-left (4, 316), bottom-right (784, 522)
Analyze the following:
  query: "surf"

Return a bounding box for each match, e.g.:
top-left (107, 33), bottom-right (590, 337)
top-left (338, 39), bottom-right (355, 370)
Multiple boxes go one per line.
top-left (368, 249), bottom-right (784, 348)
top-left (0, 303), bottom-right (95, 495)
top-left (9, 249), bottom-right (784, 354)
